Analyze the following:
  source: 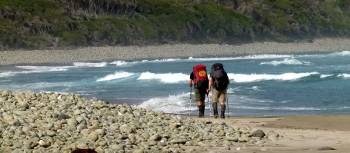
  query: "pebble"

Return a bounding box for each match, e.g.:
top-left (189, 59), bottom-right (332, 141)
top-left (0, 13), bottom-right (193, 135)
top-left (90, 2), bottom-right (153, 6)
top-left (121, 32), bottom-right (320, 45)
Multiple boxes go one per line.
top-left (0, 90), bottom-right (270, 152)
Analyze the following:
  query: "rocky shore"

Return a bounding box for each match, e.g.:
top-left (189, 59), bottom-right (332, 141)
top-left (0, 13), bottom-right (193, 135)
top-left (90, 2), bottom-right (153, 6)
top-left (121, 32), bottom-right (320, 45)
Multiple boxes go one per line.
top-left (1, 38), bottom-right (350, 65)
top-left (0, 90), bottom-right (272, 153)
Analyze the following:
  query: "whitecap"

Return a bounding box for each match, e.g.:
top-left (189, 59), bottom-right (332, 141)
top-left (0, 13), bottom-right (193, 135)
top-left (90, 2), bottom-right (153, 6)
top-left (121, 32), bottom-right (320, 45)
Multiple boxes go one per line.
top-left (0, 66), bottom-right (72, 78)
top-left (110, 61), bottom-right (129, 66)
top-left (73, 62), bottom-right (107, 67)
top-left (16, 66), bottom-right (73, 71)
top-left (97, 71), bottom-right (135, 82)
top-left (228, 72), bottom-right (319, 83)
top-left (260, 58), bottom-right (311, 66)
top-left (137, 72), bottom-right (189, 84)
top-left (320, 74), bottom-right (333, 79)
top-left (337, 73), bottom-right (350, 79)
top-left (236, 106), bottom-right (323, 111)
top-left (137, 92), bottom-right (194, 114)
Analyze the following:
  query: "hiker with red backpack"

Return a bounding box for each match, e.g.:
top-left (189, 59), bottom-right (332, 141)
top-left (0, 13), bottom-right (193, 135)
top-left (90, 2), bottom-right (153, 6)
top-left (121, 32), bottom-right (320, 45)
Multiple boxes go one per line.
top-left (188, 64), bottom-right (209, 117)
top-left (208, 63), bottom-right (230, 118)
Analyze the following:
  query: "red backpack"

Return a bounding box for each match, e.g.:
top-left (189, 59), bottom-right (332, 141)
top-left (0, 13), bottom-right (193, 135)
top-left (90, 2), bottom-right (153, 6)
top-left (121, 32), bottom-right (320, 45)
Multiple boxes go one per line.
top-left (193, 64), bottom-right (209, 89)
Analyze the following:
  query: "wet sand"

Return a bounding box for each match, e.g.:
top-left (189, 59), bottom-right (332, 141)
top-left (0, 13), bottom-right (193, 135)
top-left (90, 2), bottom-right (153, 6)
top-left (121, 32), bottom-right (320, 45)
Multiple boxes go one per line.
top-left (193, 115), bottom-right (350, 153)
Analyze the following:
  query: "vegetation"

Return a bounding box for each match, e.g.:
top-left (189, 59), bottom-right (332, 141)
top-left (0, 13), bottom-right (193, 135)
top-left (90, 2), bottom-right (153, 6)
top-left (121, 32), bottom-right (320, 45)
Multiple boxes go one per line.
top-left (0, 0), bottom-right (350, 49)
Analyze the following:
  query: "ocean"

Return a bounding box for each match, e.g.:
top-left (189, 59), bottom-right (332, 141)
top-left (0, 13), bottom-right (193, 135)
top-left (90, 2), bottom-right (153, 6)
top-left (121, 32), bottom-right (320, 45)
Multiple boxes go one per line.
top-left (1, 51), bottom-right (350, 116)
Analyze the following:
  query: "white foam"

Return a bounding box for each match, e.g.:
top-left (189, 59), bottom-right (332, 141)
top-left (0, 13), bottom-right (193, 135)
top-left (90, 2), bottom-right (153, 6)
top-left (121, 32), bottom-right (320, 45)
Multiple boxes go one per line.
top-left (0, 72), bottom-right (17, 78)
top-left (137, 72), bottom-right (188, 83)
top-left (97, 71), bottom-right (135, 82)
top-left (138, 92), bottom-right (194, 114)
top-left (0, 66), bottom-right (72, 78)
top-left (330, 51), bottom-right (350, 56)
top-left (110, 61), bottom-right (129, 66)
top-left (16, 66), bottom-right (73, 71)
top-left (337, 73), bottom-right (350, 79)
top-left (188, 54), bottom-right (292, 62)
top-left (73, 62), bottom-right (107, 67)
top-left (260, 58), bottom-right (311, 66)
top-left (320, 74), bottom-right (333, 79)
top-left (109, 54), bottom-right (293, 67)
top-left (228, 72), bottom-right (319, 83)
top-left (236, 106), bottom-right (323, 111)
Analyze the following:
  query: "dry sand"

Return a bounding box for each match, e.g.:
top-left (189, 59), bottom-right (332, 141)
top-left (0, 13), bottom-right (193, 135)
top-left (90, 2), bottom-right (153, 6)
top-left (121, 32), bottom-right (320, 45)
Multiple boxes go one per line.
top-left (192, 116), bottom-right (350, 153)
top-left (1, 38), bottom-right (350, 65)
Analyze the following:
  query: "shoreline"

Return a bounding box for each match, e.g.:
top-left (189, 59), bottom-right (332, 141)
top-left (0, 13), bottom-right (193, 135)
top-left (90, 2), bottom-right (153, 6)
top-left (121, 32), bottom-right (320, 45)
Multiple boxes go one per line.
top-left (1, 38), bottom-right (350, 65)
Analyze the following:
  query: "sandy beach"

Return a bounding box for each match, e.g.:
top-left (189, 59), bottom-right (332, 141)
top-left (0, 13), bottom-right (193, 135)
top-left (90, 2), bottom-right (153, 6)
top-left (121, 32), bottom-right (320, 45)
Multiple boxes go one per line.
top-left (1, 38), bottom-right (350, 65)
top-left (194, 116), bottom-right (350, 153)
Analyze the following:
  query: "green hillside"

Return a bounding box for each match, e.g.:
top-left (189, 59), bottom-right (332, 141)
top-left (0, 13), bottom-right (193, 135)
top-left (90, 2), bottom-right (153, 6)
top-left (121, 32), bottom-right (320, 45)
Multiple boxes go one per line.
top-left (0, 0), bottom-right (350, 49)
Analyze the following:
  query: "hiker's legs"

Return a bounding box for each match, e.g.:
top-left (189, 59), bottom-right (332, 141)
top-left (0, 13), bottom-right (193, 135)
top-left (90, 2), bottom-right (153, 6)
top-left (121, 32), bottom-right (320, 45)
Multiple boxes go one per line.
top-left (197, 100), bottom-right (205, 117)
top-left (219, 90), bottom-right (227, 118)
top-left (211, 89), bottom-right (219, 118)
top-left (195, 89), bottom-right (206, 117)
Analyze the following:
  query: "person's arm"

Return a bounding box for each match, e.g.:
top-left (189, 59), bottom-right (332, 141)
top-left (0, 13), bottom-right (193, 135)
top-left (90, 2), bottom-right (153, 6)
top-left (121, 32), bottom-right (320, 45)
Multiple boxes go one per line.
top-left (188, 79), bottom-right (193, 87)
top-left (189, 72), bottom-right (194, 87)
top-left (207, 76), bottom-right (212, 93)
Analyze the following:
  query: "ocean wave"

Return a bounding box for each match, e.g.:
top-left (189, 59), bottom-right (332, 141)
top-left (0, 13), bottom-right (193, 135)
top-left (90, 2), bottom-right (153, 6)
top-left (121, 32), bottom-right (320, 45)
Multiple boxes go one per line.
top-left (0, 82), bottom-right (75, 90)
top-left (260, 58), bottom-right (311, 66)
top-left (110, 58), bottom-right (182, 67)
top-left (137, 72), bottom-right (189, 83)
top-left (0, 66), bottom-right (72, 78)
top-left (236, 106), bottom-right (324, 111)
top-left (329, 51), bottom-right (350, 56)
top-left (337, 73), bottom-right (350, 79)
top-left (97, 71), bottom-right (135, 82)
top-left (16, 65), bottom-right (73, 71)
top-left (137, 92), bottom-right (195, 114)
top-left (73, 62), bottom-right (108, 67)
top-left (110, 54), bottom-right (294, 67)
top-left (110, 61), bottom-right (129, 66)
top-left (228, 72), bottom-right (319, 83)
top-left (320, 74), bottom-right (333, 79)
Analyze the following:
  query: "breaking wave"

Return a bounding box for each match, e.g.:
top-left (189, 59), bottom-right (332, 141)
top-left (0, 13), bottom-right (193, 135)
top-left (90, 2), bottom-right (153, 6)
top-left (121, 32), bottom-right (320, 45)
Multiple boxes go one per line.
top-left (260, 58), bottom-right (311, 66)
top-left (228, 72), bottom-right (319, 83)
top-left (137, 92), bottom-right (194, 114)
top-left (137, 72), bottom-right (189, 83)
top-left (73, 62), bottom-right (108, 67)
top-left (337, 73), bottom-right (350, 79)
top-left (97, 71), bottom-right (135, 82)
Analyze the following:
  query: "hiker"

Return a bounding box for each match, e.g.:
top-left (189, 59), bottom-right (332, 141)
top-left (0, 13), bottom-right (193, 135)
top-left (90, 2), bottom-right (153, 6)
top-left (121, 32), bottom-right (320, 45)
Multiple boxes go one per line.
top-left (189, 64), bottom-right (209, 117)
top-left (208, 63), bottom-right (230, 118)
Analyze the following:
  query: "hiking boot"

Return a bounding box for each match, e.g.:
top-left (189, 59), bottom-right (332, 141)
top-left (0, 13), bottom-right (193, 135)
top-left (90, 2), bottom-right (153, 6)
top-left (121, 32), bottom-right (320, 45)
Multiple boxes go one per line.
top-left (198, 105), bottom-right (205, 117)
top-left (212, 102), bottom-right (218, 118)
top-left (220, 104), bottom-right (226, 119)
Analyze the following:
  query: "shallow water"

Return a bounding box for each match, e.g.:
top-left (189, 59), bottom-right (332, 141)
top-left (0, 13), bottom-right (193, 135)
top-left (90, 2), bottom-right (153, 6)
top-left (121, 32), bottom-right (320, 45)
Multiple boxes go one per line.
top-left (1, 51), bottom-right (350, 116)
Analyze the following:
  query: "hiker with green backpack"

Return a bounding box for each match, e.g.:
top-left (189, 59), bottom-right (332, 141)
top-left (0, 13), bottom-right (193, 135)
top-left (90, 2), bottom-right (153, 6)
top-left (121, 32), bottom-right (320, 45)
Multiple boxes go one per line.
top-left (188, 64), bottom-right (209, 117)
top-left (208, 63), bottom-right (230, 118)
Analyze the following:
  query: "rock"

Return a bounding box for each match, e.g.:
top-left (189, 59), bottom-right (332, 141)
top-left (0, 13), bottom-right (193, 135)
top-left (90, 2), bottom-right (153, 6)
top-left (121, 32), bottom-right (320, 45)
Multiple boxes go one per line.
top-left (318, 146), bottom-right (336, 151)
top-left (133, 148), bottom-right (144, 153)
top-left (56, 113), bottom-right (70, 120)
top-left (88, 132), bottom-right (99, 142)
top-left (250, 129), bottom-right (266, 138)
top-left (0, 90), bottom-right (267, 152)
top-left (38, 139), bottom-right (51, 147)
top-left (170, 139), bottom-right (187, 144)
top-left (150, 134), bottom-right (162, 141)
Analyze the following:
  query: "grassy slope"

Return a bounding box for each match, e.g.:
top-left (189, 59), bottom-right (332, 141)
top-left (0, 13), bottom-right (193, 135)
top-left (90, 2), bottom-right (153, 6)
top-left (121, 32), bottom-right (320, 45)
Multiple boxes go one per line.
top-left (0, 0), bottom-right (349, 50)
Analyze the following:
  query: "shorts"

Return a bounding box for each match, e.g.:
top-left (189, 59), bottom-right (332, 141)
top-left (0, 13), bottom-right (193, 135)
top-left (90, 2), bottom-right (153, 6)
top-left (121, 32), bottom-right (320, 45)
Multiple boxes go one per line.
top-left (194, 88), bottom-right (207, 102)
top-left (211, 88), bottom-right (227, 104)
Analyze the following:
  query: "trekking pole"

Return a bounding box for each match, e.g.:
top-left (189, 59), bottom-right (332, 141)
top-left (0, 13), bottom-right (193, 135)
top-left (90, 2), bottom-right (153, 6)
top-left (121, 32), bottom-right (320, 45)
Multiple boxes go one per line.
top-left (189, 87), bottom-right (192, 116)
top-left (207, 92), bottom-right (212, 117)
top-left (226, 90), bottom-right (230, 118)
